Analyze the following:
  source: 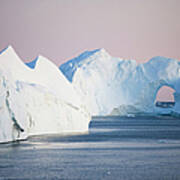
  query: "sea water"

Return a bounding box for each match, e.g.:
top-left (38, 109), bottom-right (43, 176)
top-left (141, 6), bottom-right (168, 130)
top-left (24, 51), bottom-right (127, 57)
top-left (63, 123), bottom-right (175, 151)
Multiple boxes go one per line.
top-left (0, 115), bottom-right (180, 180)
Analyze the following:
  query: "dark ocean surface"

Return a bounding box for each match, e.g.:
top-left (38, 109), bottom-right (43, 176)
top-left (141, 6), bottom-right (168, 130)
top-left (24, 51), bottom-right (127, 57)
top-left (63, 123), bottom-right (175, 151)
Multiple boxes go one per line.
top-left (0, 115), bottom-right (180, 180)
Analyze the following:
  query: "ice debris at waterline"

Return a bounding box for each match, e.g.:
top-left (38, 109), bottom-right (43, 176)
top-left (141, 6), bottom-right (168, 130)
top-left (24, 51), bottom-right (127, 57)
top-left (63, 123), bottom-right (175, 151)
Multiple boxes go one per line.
top-left (60, 48), bottom-right (180, 116)
top-left (0, 46), bottom-right (90, 143)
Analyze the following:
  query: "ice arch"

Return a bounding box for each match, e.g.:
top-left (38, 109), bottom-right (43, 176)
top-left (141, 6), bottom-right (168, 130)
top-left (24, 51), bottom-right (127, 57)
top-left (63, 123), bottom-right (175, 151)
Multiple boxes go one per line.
top-left (139, 78), bottom-right (180, 112)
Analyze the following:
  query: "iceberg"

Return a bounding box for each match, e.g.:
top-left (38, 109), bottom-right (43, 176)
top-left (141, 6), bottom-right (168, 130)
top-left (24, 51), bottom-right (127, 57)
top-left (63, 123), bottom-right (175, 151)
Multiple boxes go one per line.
top-left (60, 49), bottom-right (180, 116)
top-left (0, 46), bottom-right (90, 143)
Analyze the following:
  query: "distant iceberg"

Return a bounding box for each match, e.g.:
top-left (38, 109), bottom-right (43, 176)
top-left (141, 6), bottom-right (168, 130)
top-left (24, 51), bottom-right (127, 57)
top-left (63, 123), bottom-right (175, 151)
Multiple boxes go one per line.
top-left (60, 49), bottom-right (180, 116)
top-left (0, 46), bottom-right (90, 143)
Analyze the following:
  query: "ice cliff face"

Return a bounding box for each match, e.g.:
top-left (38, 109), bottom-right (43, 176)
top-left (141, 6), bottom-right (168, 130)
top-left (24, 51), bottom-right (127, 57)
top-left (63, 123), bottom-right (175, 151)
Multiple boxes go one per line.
top-left (60, 49), bottom-right (180, 116)
top-left (0, 46), bottom-right (90, 143)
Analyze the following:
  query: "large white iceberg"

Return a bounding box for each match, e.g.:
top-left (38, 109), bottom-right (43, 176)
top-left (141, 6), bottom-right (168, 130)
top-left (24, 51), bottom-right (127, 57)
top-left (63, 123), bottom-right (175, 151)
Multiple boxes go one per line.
top-left (0, 46), bottom-right (90, 143)
top-left (60, 49), bottom-right (180, 116)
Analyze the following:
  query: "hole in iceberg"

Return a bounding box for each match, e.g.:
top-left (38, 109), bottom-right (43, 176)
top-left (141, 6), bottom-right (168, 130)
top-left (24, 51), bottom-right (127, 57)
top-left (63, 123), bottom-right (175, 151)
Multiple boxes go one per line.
top-left (155, 85), bottom-right (175, 108)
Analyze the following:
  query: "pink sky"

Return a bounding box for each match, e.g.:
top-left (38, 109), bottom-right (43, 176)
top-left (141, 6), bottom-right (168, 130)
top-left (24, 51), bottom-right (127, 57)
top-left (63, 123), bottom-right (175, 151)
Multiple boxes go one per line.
top-left (0, 0), bottom-right (179, 101)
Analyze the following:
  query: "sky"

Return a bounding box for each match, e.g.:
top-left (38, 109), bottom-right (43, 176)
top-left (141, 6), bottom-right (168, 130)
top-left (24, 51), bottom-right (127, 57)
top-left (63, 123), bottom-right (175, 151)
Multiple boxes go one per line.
top-left (0, 0), bottom-right (179, 101)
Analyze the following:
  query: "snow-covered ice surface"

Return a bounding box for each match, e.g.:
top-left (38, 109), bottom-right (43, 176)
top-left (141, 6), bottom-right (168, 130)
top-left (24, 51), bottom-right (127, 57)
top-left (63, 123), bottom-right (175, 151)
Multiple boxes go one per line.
top-left (0, 46), bottom-right (90, 143)
top-left (0, 116), bottom-right (180, 180)
top-left (60, 49), bottom-right (180, 116)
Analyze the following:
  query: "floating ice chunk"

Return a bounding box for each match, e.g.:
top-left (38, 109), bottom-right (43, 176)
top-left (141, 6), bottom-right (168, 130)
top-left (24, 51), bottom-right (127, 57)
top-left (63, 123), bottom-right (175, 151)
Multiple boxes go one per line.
top-left (0, 46), bottom-right (90, 143)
